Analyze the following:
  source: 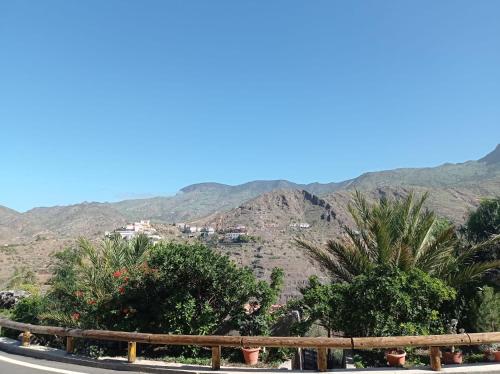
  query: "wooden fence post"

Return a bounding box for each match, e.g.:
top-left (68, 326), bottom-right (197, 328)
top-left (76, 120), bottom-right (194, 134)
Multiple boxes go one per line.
top-left (211, 345), bottom-right (221, 370)
top-left (21, 331), bottom-right (31, 346)
top-left (317, 347), bottom-right (327, 372)
top-left (430, 346), bottom-right (441, 371)
top-left (128, 341), bottom-right (136, 363)
top-left (66, 336), bottom-right (74, 353)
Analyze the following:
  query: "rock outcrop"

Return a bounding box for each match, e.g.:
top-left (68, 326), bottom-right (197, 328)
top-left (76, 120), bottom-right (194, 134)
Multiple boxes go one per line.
top-left (0, 290), bottom-right (30, 309)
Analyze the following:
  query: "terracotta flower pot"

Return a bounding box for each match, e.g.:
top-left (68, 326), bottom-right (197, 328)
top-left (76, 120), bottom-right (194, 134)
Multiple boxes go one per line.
top-left (494, 351), bottom-right (500, 362)
top-left (242, 347), bottom-right (260, 365)
top-left (386, 350), bottom-right (406, 367)
top-left (443, 351), bottom-right (463, 364)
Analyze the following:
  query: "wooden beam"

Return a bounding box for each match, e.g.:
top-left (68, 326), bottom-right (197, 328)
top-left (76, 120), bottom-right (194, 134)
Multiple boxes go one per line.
top-left (66, 336), bottom-right (74, 354)
top-left (317, 347), bottom-right (327, 372)
top-left (241, 336), bottom-right (351, 349)
top-left (21, 331), bottom-right (31, 347)
top-left (430, 346), bottom-right (441, 371)
top-left (211, 346), bottom-right (221, 370)
top-left (127, 341), bottom-right (136, 363)
top-left (353, 334), bottom-right (469, 349)
top-left (1, 317), bottom-right (499, 352)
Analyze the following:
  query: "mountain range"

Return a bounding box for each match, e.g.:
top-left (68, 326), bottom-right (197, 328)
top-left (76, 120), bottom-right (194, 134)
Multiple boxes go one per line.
top-left (1, 144), bottom-right (499, 295)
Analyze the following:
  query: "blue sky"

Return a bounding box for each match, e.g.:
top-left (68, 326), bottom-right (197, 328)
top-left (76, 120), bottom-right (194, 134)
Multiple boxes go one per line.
top-left (1, 1), bottom-right (499, 211)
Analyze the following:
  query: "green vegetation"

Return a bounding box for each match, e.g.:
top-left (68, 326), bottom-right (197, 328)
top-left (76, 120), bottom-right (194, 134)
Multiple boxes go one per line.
top-left (291, 191), bottom-right (500, 368)
top-left (236, 267), bottom-right (283, 336)
top-left (5, 190), bottom-right (499, 368)
top-left (291, 266), bottom-right (455, 338)
top-left (468, 286), bottom-right (500, 332)
top-left (10, 235), bottom-right (284, 359)
top-left (4, 266), bottom-right (38, 293)
top-left (462, 197), bottom-right (500, 285)
top-left (297, 191), bottom-right (500, 289)
top-left (237, 234), bottom-right (259, 243)
top-left (464, 197), bottom-right (500, 243)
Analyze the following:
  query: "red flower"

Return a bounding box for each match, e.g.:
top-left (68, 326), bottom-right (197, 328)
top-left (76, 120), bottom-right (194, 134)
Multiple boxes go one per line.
top-left (113, 270), bottom-right (122, 278)
top-left (71, 312), bottom-right (80, 321)
top-left (118, 286), bottom-right (126, 295)
top-left (87, 299), bottom-right (96, 305)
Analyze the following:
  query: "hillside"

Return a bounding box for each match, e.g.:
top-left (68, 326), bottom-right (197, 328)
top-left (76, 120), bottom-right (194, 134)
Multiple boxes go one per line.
top-left (109, 143), bottom-right (500, 223)
top-left (1, 144), bottom-right (499, 291)
top-left (109, 180), bottom-right (348, 223)
top-left (190, 184), bottom-right (500, 299)
top-left (191, 189), bottom-right (351, 299)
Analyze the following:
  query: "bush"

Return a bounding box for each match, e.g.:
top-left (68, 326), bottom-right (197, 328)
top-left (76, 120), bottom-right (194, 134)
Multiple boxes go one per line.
top-left (13, 238), bottom-right (283, 350)
top-left (127, 242), bottom-right (268, 336)
top-left (342, 266), bottom-right (456, 337)
top-left (291, 266), bottom-right (456, 338)
top-left (5, 266), bottom-right (39, 293)
top-left (462, 198), bottom-right (500, 286)
top-left (468, 286), bottom-right (500, 332)
top-left (235, 267), bottom-right (284, 336)
top-left (12, 295), bottom-right (48, 324)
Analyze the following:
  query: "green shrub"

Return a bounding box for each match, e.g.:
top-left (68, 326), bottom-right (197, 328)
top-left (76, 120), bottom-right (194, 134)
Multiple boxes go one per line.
top-left (342, 266), bottom-right (456, 337)
top-left (291, 266), bottom-right (455, 338)
top-left (5, 266), bottom-right (39, 292)
top-left (235, 267), bottom-right (284, 336)
top-left (21, 238), bottom-right (283, 351)
top-left (12, 295), bottom-right (48, 324)
top-left (468, 286), bottom-right (500, 332)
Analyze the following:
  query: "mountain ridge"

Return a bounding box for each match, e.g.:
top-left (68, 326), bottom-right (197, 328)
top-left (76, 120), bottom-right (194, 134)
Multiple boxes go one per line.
top-left (0, 144), bottom-right (499, 244)
top-left (1, 144), bottom-right (500, 293)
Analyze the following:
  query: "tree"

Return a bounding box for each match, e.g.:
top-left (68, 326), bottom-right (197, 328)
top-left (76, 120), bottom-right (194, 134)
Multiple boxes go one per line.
top-left (41, 234), bottom-right (152, 329)
top-left (128, 241), bottom-right (264, 336)
top-left (236, 267), bottom-right (284, 336)
top-left (16, 238), bottom-right (284, 344)
top-left (297, 191), bottom-right (500, 289)
top-left (464, 198), bottom-right (500, 243)
top-left (341, 266), bottom-right (455, 337)
top-left (290, 266), bottom-right (455, 338)
top-left (468, 286), bottom-right (500, 332)
top-left (287, 276), bottom-right (345, 337)
top-left (462, 197), bottom-right (500, 286)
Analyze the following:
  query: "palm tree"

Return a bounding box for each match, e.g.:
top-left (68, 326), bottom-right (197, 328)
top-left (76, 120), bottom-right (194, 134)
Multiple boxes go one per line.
top-left (68, 233), bottom-right (151, 301)
top-left (297, 191), bottom-right (500, 288)
top-left (42, 234), bottom-right (153, 327)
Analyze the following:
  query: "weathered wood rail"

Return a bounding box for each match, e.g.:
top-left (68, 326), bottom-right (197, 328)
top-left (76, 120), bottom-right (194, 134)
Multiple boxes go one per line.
top-left (1, 318), bottom-right (499, 371)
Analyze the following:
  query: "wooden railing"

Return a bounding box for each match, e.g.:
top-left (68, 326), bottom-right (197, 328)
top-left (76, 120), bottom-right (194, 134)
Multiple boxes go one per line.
top-left (1, 318), bottom-right (499, 371)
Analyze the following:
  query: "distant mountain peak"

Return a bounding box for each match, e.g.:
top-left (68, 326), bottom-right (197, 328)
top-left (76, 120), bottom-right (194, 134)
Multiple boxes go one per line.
top-left (479, 144), bottom-right (500, 164)
top-left (180, 182), bottom-right (230, 193)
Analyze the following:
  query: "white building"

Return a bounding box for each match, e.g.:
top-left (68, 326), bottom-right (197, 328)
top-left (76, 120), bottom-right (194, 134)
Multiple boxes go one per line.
top-left (290, 222), bottom-right (311, 229)
top-left (109, 220), bottom-right (161, 242)
top-left (225, 232), bottom-right (242, 241)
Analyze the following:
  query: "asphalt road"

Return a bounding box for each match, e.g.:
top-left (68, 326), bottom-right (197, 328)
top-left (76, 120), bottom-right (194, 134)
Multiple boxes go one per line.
top-left (0, 350), bottom-right (145, 374)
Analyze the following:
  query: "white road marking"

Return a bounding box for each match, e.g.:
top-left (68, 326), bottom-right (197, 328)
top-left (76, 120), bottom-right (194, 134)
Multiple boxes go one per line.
top-left (0, 353), bottom-right (89, 374)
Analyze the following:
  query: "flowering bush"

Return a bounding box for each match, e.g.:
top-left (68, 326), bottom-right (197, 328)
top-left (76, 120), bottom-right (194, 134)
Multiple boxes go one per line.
top-left (13, 236), bottom-right (282, 346)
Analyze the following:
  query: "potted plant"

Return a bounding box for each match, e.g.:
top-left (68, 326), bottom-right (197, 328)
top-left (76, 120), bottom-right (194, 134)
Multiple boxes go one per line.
top-left (238, 302), bottom-right (265, 365)
top-left (236, 268), bottom-right (284, 366)
top-left (481, 344), bottom-right (500, 362)
top-left (442, 319), bottom-right (463, 365)
top-left (443, 349), bottom-right (463, 364)
top-left (492, 344), bottom-right (500, 362)
top-left (386, 349), bottom-right (406, 367)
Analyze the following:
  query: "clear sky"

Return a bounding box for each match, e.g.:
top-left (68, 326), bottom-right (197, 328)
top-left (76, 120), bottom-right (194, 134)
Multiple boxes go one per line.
top-left (1, 1), bottom-right (499, 212)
